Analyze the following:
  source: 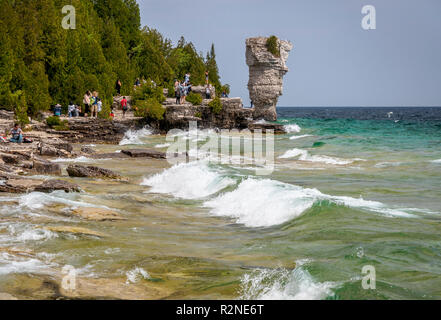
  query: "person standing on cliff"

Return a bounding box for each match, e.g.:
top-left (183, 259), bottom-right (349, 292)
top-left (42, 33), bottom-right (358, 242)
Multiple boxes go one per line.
top-left (115, 79), bottom-right (122, 96)
top-left (205, 70), bottom-right (209, 85)
top-left (121, 96), bottom-right (128, 118)
top-left (90, 91), bottom-right (99, 118)
top-left (184, 73), bottom-right (190, 85)
top-left (174, 79), bottom-right (181, 104)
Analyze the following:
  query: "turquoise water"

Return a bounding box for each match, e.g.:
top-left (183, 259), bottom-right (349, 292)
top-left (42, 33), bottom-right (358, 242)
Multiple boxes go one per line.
top-left (1, 108), bottom-right (440, 299)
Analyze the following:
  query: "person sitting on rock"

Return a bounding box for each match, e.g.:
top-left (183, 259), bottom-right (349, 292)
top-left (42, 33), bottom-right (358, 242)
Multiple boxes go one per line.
top-left (68, 102), bottom-right (78, 117)
top-left (54, 104), bottom-right (62, 116)
top-left (8, 123), bottom-right (23, 143)
top-left (221, 90), bottom-right (228, 98)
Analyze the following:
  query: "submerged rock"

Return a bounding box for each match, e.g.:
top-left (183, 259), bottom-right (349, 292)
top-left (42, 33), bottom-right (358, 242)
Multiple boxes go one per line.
top-left (69, 207), bottom-right (126, 221)
top-left (80, 146), bottom-right (96, 154)
top-left (246, 36), bottom-right (293, 121)
top-left (66, 164), bottom-right (125, 180)
top-left (42, 226), bottom-right (107, 237)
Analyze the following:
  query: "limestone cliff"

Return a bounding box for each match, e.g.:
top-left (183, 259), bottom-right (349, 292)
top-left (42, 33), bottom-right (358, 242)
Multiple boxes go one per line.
top-left (246, 37), bottom-right (293, 121)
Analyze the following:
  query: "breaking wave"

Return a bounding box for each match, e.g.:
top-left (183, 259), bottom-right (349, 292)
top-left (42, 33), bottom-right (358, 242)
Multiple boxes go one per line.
top-left (278, 148), bottom-right (354, 165)
top-left (289, 134), bottom-right (313, 140)
top-left (141, 161), bottom-right (236, 199)
top-left (119, 126), bottom-right (153, 145)
top-left (203, 178), bottom-right (418, 227)
top-left (284, 124), bottom-right (301, 133)
top-left (239, 261), bottom-right (337, 300)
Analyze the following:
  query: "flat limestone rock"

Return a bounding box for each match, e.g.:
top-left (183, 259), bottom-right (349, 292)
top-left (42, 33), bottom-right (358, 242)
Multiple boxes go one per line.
top-left (70, 207), bottom-right (126, 221)
top-left (121, 149), bottom-right (166, 159)
top-left (0, 292), bottom-right (18, 300)
top-left (43, 226), bottom-right (107, 237)
top-left (34, 179), bottom-right (81, 193)
top-left (90, 152), bottom-right (131, 159)
top-left (0, 179), bottom-right (43, 193)
top-left (66, 164), bottom-right (125, 180)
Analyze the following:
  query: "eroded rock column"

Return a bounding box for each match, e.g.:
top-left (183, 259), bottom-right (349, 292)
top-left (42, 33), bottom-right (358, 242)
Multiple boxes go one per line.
top-left (246, 37), bottom-right (293, 121)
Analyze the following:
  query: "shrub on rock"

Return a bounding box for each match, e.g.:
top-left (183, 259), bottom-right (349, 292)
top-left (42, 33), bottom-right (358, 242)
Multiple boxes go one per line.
top-left (208, 97), bottom-right (222, 114)
top-left (186, 92), bottom-right (202, 106)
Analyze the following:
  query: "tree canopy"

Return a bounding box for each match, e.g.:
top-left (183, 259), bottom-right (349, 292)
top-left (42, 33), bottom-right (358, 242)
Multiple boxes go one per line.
top-left (0, 0), bottom-right (226, 122)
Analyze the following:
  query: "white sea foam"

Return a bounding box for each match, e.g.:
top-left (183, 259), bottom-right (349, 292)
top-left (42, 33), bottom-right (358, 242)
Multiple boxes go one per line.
top-left (374, 162), bottom-right (402, 168)
top-left (239, 263), bottom-right (336, 300)
top-left (253, 119), bottom-right (268, 124)
top-left (284, 124), bottom-right (301, 133)
top-left (431, 159), bottom-right (441, 164)
top-left (203, 179), bottom-right (318, 227)
top-left (203, 178), bottom-right (417, 227)
top-left (141, 161), bottom-right (236, 199)
top-left (154, 143), bottom-right (171, 148)
top-left (119, 126), bottom-right (153, 145)
top-left (0, 252), bottom-right (53, 276)
top-left (289, 134), bottom-right (313, 140)
top-left (19, 191), bottom-right (107, 211)
top-left (126, 267), bottom-right (150, 284)
top-left (52, 156), bottom-right (94, 163)
top-left (16, 228), bottom-right (58, 242)
top-left (278, 148), bottom-right (353, 165)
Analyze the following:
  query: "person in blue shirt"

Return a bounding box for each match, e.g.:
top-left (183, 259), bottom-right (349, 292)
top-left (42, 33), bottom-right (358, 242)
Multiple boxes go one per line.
top-left (8, 123), bottom-right (23, 143)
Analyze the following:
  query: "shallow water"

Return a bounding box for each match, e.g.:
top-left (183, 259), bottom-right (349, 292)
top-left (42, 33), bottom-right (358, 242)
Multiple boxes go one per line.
top-left (1, 107), bottom-right (440, 299)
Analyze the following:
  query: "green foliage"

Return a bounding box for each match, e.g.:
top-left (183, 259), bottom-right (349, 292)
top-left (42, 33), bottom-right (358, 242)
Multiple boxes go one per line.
top-left (0, 0), bottom-right (227, 120)
top-left (98, 99), bottom-right (112, 119)
top-left (194, 111), bottom-right (202, 118)
top-left (208, 97), bottom-right (223, 114)
top-left (266, 36), bottom-right (280, 57)
top-left (134, 98), bottom-right (165, 120)
top-left (220, 84), bottom-right (231, 96)
top-left (46, 116), bottom-right (62, 127)
top-left (132, 81), bottom-right (165, 105)
top-left (11, 91), bottom-right (29, 126)
top-left (46, 116), bottom-right (69, 131)
top-left (186, 92), bottom-right (202, 106)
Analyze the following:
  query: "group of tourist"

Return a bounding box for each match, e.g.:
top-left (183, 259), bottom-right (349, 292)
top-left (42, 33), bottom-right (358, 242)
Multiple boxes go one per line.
top-left (82, 91), bottom-right (102, 118)
top-left (174, 71), bottom-right (220, 104)
top-left (174, 73), bottom-right (192, 104)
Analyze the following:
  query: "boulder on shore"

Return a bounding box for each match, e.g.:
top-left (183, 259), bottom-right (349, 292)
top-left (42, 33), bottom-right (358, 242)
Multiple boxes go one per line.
top-left (34, 179), bottom-right (81, 193)
top-left (33, 159), bottom-right (62, 175)
top-left (66, 164), bottom-right (125, 180)
top-left (121, 149), bottom-right (166, 159)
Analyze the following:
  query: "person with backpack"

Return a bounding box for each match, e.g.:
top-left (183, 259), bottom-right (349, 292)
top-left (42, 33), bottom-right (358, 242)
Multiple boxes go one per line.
top-left (121, 96), bottom-right (128, 118)
top-left (91, 91), bottom-right (98, 118)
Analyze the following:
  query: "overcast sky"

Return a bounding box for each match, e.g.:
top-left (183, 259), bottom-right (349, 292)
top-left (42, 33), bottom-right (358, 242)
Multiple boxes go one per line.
top-left (138, 0), bottom-right (441, 107)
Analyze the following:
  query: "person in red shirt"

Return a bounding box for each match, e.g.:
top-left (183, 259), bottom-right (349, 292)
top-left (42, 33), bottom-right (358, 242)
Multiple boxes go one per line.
top-left (120, 96), bottom-right (128, 118)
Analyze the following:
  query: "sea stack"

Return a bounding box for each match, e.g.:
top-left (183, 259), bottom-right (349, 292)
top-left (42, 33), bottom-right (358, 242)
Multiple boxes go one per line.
top-left (246, 36), bottom-right (293, 121)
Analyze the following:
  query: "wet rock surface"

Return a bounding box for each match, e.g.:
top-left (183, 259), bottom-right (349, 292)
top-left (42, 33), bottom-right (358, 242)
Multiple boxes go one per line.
top-left (66, 164), bottom-right (125, 180)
